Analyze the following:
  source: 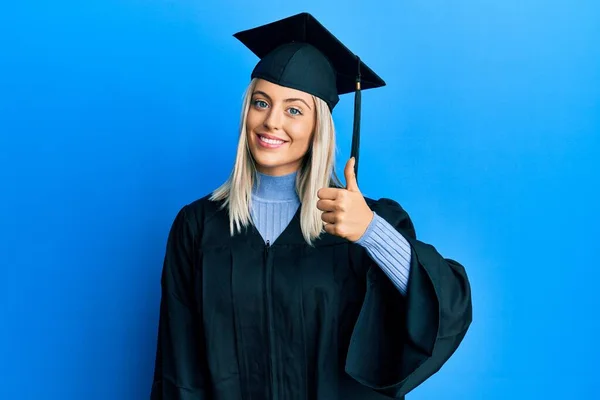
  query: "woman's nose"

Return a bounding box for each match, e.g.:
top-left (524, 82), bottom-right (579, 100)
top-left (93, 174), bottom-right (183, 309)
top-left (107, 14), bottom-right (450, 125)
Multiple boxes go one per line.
top-left (263, 107), bottom-right (283, 130)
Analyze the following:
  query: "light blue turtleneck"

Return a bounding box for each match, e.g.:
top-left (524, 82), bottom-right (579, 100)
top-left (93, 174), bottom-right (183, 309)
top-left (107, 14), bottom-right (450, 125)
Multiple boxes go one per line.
top-left (250, 171), bottom-right (301, 244)
top-left (250, 171), bottom-right (412, 295)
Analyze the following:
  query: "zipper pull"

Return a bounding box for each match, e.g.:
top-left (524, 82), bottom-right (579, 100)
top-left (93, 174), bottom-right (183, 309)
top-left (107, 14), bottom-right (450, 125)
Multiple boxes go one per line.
top-left (265, 240), bottom-right (270, 256)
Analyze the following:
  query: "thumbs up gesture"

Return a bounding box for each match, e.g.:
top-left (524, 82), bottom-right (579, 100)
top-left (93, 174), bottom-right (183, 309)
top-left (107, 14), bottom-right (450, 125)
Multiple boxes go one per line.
top-left (317, 157), bottom-right (374, 242)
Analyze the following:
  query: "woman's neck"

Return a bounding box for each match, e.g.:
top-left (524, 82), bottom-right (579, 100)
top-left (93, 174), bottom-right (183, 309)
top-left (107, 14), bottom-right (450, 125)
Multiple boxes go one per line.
top-left (252, 170), bottom-right (299, 201)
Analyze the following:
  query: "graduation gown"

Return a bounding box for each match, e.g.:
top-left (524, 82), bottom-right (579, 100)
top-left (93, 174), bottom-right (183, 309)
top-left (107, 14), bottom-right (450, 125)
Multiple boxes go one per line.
top-left (150, 195), bottom-right (472, 399)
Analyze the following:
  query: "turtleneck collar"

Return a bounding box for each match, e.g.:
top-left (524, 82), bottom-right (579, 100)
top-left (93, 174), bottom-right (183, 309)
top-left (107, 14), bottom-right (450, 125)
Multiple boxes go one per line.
top-left (252, 170), bottom-right (299, 201)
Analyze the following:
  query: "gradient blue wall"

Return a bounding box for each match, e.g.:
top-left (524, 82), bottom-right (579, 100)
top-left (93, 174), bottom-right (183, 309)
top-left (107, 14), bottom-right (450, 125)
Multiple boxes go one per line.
top-left (1, 0), bottom-right (598, 398)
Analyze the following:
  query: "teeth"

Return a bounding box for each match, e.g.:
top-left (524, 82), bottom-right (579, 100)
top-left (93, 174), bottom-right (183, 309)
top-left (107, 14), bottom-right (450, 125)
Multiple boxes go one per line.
top-left (260, 135), bottom-right (284, 145)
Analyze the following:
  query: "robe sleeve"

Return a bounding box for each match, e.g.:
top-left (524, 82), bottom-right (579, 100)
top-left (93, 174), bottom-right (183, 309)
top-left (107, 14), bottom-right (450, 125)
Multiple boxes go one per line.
top-left (345, 198), bottom-right (473, 399)
top-left (150, 205), bottom-right (211, 399)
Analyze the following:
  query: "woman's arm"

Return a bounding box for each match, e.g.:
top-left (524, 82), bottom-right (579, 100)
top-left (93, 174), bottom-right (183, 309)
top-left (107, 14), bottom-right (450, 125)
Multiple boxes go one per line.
top-left (345, 198), bottom-right (472, 399)
top-left (355, 212), bottom-right (412, 295)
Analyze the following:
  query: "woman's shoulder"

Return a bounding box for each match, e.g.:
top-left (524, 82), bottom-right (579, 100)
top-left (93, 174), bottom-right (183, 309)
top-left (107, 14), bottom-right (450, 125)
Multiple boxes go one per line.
top-left (362, 195), bottom-right (417, 240)
top-left (183, 193), bottom-right (226, 221)
top-left (362, 195), bottom-right (406, 215)
top-left (170, 193), bottom-right (228, 235)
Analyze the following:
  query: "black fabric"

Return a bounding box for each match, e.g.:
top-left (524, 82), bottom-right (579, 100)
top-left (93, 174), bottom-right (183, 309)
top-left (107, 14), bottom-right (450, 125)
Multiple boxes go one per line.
top-left (150, 195), bottom-right (472, 399)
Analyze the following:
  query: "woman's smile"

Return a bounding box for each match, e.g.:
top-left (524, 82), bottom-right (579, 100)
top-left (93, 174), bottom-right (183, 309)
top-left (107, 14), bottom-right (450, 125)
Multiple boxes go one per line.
top-left (256, 133), bottom-right (288, 149)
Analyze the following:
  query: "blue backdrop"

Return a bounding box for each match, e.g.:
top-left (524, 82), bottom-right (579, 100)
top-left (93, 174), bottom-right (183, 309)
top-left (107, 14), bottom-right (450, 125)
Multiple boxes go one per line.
top-left (1, 0), bottom-right (598, 399)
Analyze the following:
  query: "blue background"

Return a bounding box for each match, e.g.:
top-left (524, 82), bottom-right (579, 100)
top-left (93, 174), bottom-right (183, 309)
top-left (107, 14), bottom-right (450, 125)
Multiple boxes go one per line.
top-left (1, 0), bottom-right (598, 398)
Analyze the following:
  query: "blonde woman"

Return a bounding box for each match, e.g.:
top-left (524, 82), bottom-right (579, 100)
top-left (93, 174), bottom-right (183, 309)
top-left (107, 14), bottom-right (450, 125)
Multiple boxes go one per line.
top-left (150, 13), bottom-right (472, 400)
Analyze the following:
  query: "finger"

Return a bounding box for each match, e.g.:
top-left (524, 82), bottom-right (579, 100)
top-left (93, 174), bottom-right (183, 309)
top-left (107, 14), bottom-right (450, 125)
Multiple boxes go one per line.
top-left (320, 211), bottom-right (337, 224)
top-left (316, 199), bottom-right (337, 212)
top-left (323, 221), bottom-right (347, 238)
top-left (317, 187), bottom-right (341, 200)
top-left (344, 157), bottom-right (360, 192)
top-left (323, 222), bottom-right (336, 235)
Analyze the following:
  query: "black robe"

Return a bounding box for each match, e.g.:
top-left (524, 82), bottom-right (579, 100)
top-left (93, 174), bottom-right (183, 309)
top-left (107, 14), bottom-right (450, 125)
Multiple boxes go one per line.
top-left (150, 195), bottom-right (472, 399)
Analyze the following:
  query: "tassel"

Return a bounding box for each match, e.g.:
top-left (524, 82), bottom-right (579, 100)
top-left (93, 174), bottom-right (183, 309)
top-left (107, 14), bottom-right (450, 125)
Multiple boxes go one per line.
top-left (350, 56), bottom-right (362, 181)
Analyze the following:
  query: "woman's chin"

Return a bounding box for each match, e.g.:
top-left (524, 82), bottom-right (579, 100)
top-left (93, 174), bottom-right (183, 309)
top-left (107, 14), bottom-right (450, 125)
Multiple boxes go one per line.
top-left (253, 159), bottom-right (301, 176)
top-left (254, 162), bottom-right (284, 175)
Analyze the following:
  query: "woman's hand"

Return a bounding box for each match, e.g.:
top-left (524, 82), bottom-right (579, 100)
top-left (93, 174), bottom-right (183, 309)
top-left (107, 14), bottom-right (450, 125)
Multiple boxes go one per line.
top-left (317, 157), bottom-right (374, 242)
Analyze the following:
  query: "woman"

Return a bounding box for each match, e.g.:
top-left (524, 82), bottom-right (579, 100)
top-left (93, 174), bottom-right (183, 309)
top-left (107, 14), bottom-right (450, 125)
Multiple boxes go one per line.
top-left (150, 13), bottom-right (472, 400)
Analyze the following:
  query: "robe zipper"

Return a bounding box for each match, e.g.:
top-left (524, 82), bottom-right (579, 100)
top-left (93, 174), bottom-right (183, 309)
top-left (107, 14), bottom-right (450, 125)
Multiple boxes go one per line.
top-left (264, 240), bottom-right (278, 399)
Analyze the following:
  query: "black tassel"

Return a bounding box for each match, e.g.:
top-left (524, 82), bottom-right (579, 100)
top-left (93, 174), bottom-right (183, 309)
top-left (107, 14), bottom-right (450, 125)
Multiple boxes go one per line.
top-left (350, 56), bottom-right (362, 181)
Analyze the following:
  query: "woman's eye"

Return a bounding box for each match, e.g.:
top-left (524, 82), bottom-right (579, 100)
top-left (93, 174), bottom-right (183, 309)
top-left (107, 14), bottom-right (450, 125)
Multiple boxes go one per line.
top-left (288, 107), bottom-right (302, 116)
top-left (254, 100), bottom-right (268, 108)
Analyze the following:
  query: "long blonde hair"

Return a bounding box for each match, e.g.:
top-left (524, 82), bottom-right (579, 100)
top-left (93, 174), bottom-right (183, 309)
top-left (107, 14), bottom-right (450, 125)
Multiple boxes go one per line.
top-left (210, 78), bottom-right (342, 245)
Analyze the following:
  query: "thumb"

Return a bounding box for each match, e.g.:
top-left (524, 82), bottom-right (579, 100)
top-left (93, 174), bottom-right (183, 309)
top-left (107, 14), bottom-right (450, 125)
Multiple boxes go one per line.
top-left (344, 157), bottom-right (360, 192)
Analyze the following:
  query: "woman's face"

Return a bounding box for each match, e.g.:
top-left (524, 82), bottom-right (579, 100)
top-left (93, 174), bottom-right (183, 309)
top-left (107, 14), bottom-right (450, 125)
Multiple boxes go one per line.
top-left (246, 79), bottom-right (317, 176)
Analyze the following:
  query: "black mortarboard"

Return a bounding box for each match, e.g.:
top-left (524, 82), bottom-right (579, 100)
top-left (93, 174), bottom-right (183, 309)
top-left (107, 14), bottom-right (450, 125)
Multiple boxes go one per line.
top-left (233, 12), bottom-right (386, 180)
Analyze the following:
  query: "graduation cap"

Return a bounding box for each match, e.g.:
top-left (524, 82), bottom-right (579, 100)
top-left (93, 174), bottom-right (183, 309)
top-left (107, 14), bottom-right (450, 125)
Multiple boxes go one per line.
top-left (233, 12), bottom-right (386, 180)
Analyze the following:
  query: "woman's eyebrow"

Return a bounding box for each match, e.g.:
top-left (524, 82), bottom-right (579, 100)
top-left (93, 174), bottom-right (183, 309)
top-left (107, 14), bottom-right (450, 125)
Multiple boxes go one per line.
top-left (285, 98), bottom-right (312, 110)
top-left (252, 90), bottom-right (272, 101)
